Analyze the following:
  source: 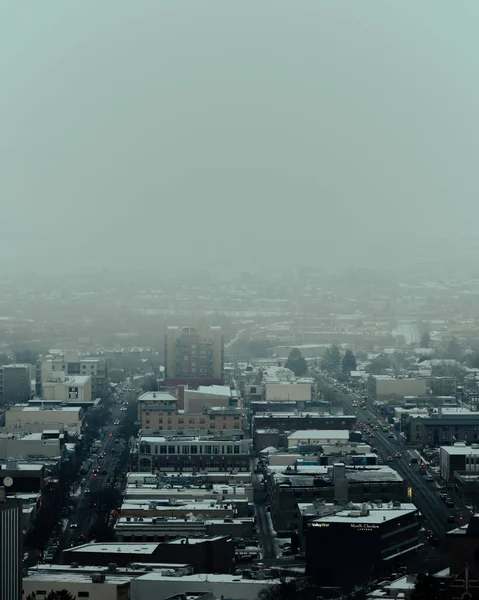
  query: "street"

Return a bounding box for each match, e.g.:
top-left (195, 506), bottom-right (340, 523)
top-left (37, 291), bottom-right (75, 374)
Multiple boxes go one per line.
top-left (53, 384), bottom-right (141, 559)
top-left (323, 378), bottom-right (467, 540)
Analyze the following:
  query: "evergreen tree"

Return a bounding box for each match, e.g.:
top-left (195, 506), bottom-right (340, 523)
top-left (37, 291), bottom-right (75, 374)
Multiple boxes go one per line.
top-left (285, 348), bottom-right (308, 376)
top-left (342, 349), bottom-right (357, 374)
top-left (321, 345), bottom-right (342, 373)
top-left (420, 332), bottom-right (430, 348)
top-left (445, 337), bottom-right (462, 361)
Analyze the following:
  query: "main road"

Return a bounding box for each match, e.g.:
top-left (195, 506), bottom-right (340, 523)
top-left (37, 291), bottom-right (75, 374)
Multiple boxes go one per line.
top-left (321, 377), bottom-right (465, 539)
top-left (63, 382), bottom-right (142, 551)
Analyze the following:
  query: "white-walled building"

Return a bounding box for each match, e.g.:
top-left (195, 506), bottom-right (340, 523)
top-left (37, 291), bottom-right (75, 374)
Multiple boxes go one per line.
top-left (368, 375), bottom-right (426, 401)
top-left (183, 385), bottom-right (232, 412)
top-left (131, 571), bottom-right (276, 600)
top-left (5, 405), bottom-right (83, 434)
top-left (0, 432), bottom-right (62, 459)
top-left (287, 429), bottom-right (350, 448)
top-left (42, 375), bottom-right (92, 404)
top-left (22, 569), bottom-right (131, 600)
top-left (38, 351), bottom-right (108, 399)
top-left (265, 382), bottom-right (312, 402)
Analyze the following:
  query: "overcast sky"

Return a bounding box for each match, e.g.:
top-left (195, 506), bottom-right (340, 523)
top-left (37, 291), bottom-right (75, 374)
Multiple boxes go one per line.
top-left (1, 1), bottom-right (479, 276)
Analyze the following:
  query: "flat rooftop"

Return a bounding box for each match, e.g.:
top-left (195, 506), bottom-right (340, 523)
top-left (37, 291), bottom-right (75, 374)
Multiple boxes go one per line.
top-left (255, 412), bottom-right (355, 419)
top-left (311, 503), bottom-right (417, 525)
top-left (66, 543), bottom-right (159, 554)
top-left (441, 444), bottom-right (479, 456)
top-left (288, 429), bottom-right (350, 441)
top-left (138, 392), bottom-right (177, 402)
top-left (24, 571), bottom-right (132, 585)
top-left (196, 385), bottom-right (232, 397)
top-left (10, 405), bottom-right (80, 413)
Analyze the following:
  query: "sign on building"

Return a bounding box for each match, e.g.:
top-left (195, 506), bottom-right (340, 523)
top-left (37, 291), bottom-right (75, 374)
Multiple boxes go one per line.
top-left (68, 386), bottom-right (79, 400)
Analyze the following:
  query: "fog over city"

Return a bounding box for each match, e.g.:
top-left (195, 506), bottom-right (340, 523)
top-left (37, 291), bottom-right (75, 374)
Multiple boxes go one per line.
top-left (2, 1), bottom-right (479, 277)
top-left (6, 4), bottom-right (479, 599)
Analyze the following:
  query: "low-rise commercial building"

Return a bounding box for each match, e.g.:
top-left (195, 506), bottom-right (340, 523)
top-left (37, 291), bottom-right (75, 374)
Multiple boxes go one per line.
top-left (368, 375), bottom-right (426, 402)
top-left (5, 405), bottom-right (83, 434)
top-left (120, 500), bottom-right (235, 520)
top-left (287, 429), bottom-right (350, 448)
top-left (405, 409), bottom-right (479, 446)
top-left (440, 443), bottom-right (479, 480)
top-left (0, 433), bottom-right (62, 460)
top-left (22, 569), bottom-right (131, 600)
top-left (114, 516), bottom-right (255, 542)
top-left (267, 463), bottom-right (406, 534)
top-left (253, 412), bottom-right (356, 437)
top-left (64, 537), bottom-right (234, 573)
top-left (265, 382), bottom-right (312, 402)
top-left (42, 375), bottom-right (92, 405)
top-left (38, 351), bottom-right (108, 400)
top-left (138, 391), bottom-right (242, 434)
top-left (0, 462), bottom-right (45, 493)
top-left (132, 435), bottom-right (250, 472)
top-left (131, 571), bottom-right (277, 600)
top-left (0, 364), bottom-right (31, 405)
top-left (305, 502), bottom-right (421, 590)
top-left (183, 385), bottom-right (233, 412)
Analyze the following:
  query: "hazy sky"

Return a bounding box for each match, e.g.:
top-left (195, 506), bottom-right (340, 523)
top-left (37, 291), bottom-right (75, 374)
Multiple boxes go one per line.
top-left (2, 1), bottom-right (479, 276)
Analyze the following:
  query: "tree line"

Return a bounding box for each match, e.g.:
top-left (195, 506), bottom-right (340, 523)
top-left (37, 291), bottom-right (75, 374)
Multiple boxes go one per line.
top-left (285, 346), bottom-right (357, 376)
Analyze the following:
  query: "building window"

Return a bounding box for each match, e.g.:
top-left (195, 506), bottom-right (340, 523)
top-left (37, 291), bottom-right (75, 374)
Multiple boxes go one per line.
top-left (160, 445), bottom-right (167, 454)
top-left (234, 416), bottom-right (239, 420)
top-left (168, 445), bottom-right (176, 454)
top-left (213, 446), bottom-right (219, 454)
top-left (78, 593), bottom-right (90, 598)
top-left (178, 419), bottom-right (184, 424)
top-left (205, 445), bottom-right (212, 454)
top-left (189, 418), bottom-right (195, 424)
top-left (190, 445), bottom-right (198, 454)
top-left (234, 446), bottom-right (240, 454)
top-left (227, 445), bottom-right (233, 454)
top-left (183, 446), bottom-right (189, 454)
top-left (200, 419), bottom-right (205, 424)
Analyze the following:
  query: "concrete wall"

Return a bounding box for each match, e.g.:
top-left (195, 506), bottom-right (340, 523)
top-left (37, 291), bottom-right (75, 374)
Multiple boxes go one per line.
top-left (22, 578), bottom-right (127, 600)
top-left (0, 436), bottom-right (61, 459)
top-left (183, 390), bottom-right (230, 412)
top-left (370, 377), bottom-right (426, 400)
top-left (265, 383), bottom-right (311, 402)
top-left (42, 377), bottom-right (92, 403)
top-left (5, 406), bottom-right (82, 431)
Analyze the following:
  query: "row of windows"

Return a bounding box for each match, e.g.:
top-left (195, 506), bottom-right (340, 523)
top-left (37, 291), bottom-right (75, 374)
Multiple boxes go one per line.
top-left (35, 593), bottom-right (89, 598)
top-left (144, 420), bottom-right (240, 430)
top-left (139, 444), bottom-right (242, 455)
top-left (145, 413), bottom-right (240, 422)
